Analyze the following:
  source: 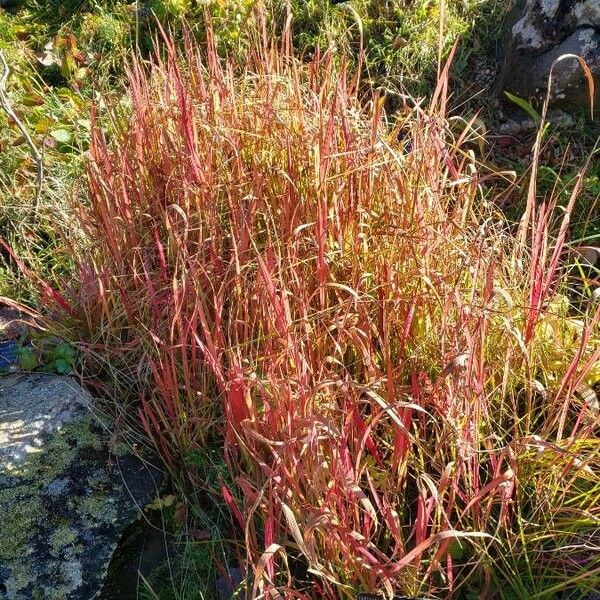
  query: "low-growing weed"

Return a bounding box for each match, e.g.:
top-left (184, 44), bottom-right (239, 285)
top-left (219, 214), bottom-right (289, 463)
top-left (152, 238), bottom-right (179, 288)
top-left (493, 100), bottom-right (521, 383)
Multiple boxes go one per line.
top-left (15, 336), bottom-right (76, 374)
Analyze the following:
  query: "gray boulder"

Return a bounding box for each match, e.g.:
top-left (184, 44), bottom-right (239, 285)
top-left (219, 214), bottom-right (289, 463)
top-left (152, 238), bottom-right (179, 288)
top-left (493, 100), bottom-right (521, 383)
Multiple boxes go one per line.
top-left (0, 374), bottom-right (162, 599)
top-left (497, 0), bottom-right (600, 115)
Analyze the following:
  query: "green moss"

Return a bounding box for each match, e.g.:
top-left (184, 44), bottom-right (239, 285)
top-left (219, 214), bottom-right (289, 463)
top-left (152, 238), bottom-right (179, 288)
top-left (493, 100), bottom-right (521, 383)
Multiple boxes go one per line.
top-left (0, 413), bottom-right (107, 570)
top-left (44, 584), bottom-right (76, 600)
top-left (110, 440), bottom-right (131, 458)
top-left (14, 416), bottom-right (105, 487)
top-left (63, 415), bottom-right (104, 451)
top-left (35, 431), bottom-right (75, 485)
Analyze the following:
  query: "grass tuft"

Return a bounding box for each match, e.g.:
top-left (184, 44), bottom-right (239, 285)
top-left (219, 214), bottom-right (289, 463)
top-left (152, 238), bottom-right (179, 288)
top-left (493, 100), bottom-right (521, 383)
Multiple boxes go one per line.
top-left (5, 14), bottom-right (600, 600)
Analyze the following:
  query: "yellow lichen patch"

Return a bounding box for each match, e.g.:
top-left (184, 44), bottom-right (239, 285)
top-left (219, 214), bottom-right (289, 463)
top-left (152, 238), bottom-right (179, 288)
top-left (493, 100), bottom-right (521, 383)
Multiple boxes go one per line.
top-left (0, 485), bottom-right (42, 561)
top-left (75, 494), bottom-right (118, 527)
top-left (0, 412), bottom-right (107, 592)
top-left (49, 525), bottom-right (79, 557)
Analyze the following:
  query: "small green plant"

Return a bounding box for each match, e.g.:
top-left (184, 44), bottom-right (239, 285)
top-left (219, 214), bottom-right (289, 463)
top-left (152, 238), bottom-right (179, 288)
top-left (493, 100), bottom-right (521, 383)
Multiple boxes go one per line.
top-left (50, 341), bottom-right (76, 373)
top-left (14, 337), bottom-right (76, 374)
top-left (15, 343), bottom-right (37, 371)
top-left (504, 91), bottom-right (542, 123)
top-left (148, 0), bottom-right (191, 19)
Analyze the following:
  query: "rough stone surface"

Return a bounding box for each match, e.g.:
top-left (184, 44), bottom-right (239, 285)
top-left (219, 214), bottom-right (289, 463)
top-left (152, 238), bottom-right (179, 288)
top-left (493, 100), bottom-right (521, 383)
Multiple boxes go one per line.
top-left (497, 0), bottom-right (600, 115)
top-left (0, 374), bottom-right (163, 599)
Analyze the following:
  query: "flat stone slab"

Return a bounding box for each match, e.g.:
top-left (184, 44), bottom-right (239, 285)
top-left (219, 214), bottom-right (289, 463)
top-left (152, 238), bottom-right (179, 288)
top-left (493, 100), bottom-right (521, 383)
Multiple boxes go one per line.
top-left (0, 374), bottom-right (163, 599)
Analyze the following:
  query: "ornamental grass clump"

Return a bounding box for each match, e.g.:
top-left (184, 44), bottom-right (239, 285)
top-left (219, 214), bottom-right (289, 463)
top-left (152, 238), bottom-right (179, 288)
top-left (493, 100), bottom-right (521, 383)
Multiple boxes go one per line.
top-left (17, 23), bottom-right (600, 599)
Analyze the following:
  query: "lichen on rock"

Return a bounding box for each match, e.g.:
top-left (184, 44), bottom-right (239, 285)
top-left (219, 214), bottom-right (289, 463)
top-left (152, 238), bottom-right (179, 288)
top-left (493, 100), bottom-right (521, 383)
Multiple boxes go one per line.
top-left (571, 0), bottom-right (600, 25)
top-left (0, 374), bottom-right (163, 599)
top-left (540, 0), bottom-right (560, 18)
